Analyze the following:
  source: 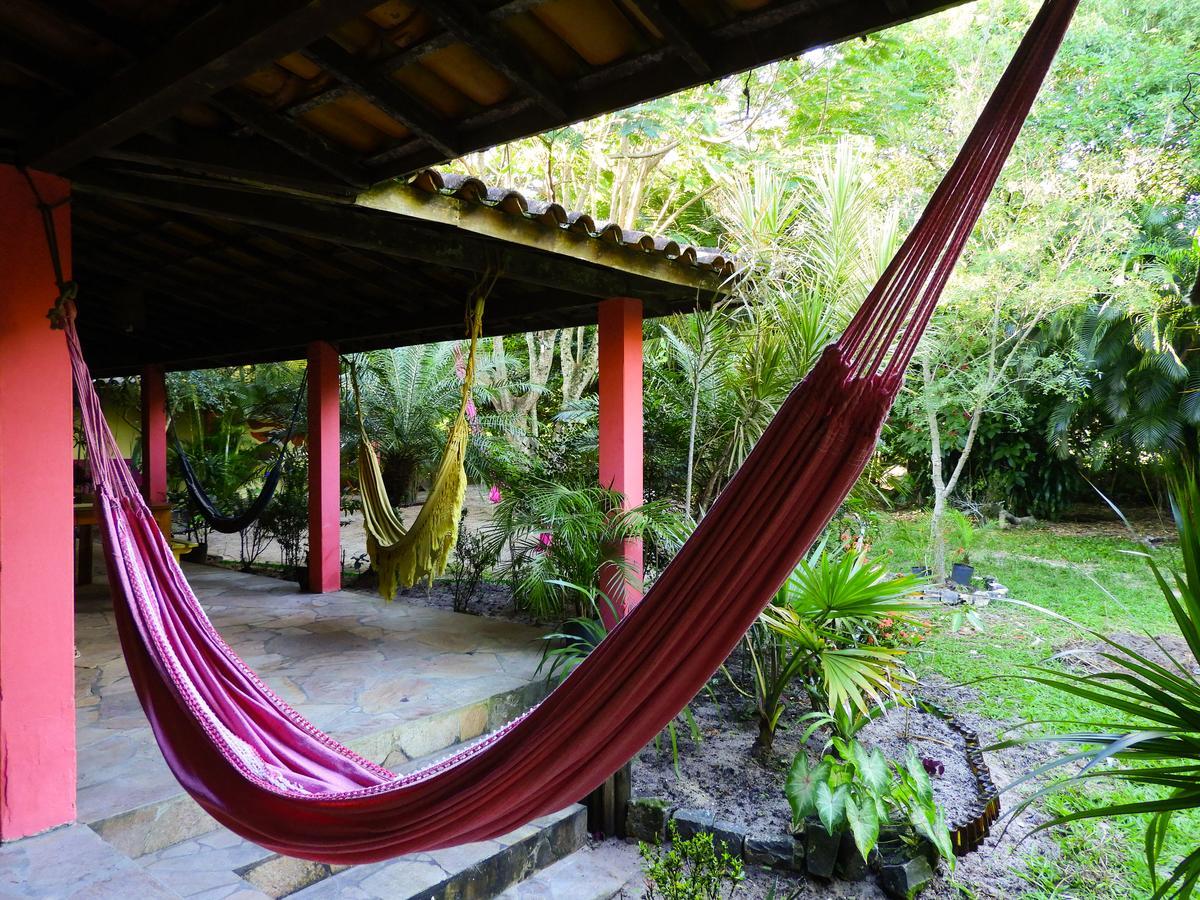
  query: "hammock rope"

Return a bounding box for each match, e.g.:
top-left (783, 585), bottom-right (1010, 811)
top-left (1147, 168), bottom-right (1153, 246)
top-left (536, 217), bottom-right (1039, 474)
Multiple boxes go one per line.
top-left (173, 371), bottom-right (308, 535)
top-left (58, 0), bottom-right (1077, 864)
top-left (352, 297), bottom-right (485, 596)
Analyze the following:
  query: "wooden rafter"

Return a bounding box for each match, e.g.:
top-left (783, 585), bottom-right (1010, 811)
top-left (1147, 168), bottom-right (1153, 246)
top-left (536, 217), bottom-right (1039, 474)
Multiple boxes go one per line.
top-left (22, 0), bottom-right (386, 173)
top-left (302, 38), bottom-right (459, 160)
top-left (630, 0), bottom-right (712, 77)
top-left (73, 170), bottom-right (716, 299)
top-left (208, 89), bottom-right (370, 188)
top-left (410, 0), bottom-right (567, 119)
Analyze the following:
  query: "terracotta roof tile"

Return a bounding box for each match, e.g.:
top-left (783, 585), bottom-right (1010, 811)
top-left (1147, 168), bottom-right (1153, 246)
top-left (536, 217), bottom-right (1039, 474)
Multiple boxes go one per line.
top-left (407, 168), bottom-right (736, 279)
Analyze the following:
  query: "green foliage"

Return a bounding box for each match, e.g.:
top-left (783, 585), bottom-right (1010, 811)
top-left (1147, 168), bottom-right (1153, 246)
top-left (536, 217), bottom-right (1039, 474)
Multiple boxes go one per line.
top-left (350, 347), bottom-right (464, 505)
top-left (258, 446), bottom-right (308, 570)
top-left (1047, 206), bottom-right (1200, 470)
top-left (485, 475), bottom-right (689, 620)
top-left (999, 472), bottom-right (1200, 898)
top-left (446, 521), bottom-right (499, 613)
top-left (639, 821), bottom-right (745, 900)
top-left (729, 546), bottom-right (928, 753)
top-left (166, 363), bottom-right (306, 547)
top-left (785, 738), bottom-right (954, 865)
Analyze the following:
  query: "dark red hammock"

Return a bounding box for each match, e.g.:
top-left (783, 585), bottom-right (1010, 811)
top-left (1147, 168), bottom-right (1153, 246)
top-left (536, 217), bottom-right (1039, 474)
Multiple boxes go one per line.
top-left (65, 0), bottom-right (1077, 865)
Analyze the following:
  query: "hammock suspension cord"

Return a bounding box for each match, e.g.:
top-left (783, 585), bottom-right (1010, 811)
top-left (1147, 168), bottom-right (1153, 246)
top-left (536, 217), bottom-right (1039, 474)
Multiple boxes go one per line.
top-left (171, 370), bottom-right (309, 534)
top-left (57, 0), bottom-right (1078, 864)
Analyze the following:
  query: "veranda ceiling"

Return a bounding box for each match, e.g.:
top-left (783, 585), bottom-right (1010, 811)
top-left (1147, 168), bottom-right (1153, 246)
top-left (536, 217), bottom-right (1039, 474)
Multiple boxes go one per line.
top-left (0, 0), bottom-right (969, 374)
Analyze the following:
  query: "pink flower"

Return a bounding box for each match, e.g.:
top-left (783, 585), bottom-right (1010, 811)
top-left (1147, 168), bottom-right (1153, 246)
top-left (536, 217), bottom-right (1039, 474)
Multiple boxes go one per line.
top-left (537, 532), bottom-right (553, 550)
top-left (488, 485), bottom-right (502, 504)
top-left (466, 397), bottom-right (478, 423)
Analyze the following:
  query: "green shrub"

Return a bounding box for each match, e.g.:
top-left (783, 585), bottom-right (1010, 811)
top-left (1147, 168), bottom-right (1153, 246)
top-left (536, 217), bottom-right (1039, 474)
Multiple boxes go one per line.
top-left (640, 821), bottom-right (745, 900)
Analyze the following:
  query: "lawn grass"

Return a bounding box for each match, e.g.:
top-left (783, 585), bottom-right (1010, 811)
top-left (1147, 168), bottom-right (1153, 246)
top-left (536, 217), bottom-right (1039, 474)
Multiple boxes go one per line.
top-left (872, 512), bottom-right (1195, 897)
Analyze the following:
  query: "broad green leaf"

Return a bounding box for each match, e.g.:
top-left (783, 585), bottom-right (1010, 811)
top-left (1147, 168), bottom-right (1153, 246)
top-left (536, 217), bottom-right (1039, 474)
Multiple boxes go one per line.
top-left (846, 795), bottom-right (880, 861)
top-left (815, 781), bottom-right (846, 834)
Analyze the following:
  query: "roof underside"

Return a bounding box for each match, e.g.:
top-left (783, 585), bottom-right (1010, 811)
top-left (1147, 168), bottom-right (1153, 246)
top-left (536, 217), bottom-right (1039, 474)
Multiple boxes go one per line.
top-left (0, 0), bottom-right (969, 374)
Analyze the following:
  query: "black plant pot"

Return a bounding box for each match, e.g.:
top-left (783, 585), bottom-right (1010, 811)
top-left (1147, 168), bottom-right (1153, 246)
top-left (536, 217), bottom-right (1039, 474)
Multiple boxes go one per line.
top-left (951, 562), bottom-right (975, 588)
top-left (911, 565), bottom-right (931, 577)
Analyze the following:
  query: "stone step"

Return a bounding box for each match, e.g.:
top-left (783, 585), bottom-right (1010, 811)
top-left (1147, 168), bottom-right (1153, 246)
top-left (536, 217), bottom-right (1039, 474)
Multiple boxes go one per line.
top-left (495, 843), bottom-right (637, 900)
top-left (278, 804), bottom-right (588, 900)
top-left (87, 678), bottom-right (547, 860)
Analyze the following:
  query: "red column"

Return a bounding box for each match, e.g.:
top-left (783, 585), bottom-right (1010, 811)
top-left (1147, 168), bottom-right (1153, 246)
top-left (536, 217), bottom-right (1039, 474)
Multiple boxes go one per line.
top-left (598, 297), bottom-right (644, 625)
top-left (307, 341), bottom-right (341, 593)
top-left (0, 166), bottom-right (76, 839)
top-left (141, 364), bottom-right (168, 507)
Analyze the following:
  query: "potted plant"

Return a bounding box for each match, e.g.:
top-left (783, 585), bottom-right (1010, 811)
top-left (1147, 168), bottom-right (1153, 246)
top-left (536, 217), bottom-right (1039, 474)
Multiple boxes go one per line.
top-left (946, 510), bottom-right (976, 588)
top-left (785, 738), bottom-right (953, 883)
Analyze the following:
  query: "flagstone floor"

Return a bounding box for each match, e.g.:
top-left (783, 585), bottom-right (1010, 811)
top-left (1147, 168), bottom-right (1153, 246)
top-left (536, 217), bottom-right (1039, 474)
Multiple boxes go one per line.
top-left (2, 561), bottom-right (552, 898)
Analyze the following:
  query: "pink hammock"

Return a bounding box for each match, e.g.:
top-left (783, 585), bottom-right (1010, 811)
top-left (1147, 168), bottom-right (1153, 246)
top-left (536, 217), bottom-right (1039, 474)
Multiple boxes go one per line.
top-left (66, 0), bottom-right (1076, 865)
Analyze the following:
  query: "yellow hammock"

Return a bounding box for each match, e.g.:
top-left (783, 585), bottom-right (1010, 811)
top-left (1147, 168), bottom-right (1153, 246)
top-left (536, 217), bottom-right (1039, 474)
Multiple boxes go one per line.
top-left (354, 298), bottom-right (484, 599)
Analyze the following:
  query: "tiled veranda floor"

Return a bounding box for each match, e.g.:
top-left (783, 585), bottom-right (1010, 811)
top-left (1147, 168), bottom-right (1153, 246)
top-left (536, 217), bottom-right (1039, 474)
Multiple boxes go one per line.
top-left (2, 562), bottom-right (555, 898)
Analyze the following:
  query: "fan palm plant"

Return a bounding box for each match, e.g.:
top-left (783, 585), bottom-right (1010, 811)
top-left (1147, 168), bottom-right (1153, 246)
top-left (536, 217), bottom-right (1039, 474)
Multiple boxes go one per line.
top-left (731, 547), bottom-right (928, 755)
top-left (484, 477), bottom-right (689, 621)
top-left (352, 345), bottom-right (462, 505)
top-left (999, 471), bottom-right (1200, 898)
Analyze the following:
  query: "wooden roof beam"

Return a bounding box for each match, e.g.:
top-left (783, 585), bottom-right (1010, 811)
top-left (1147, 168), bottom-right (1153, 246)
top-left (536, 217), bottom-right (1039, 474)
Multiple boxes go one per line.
top-left (630, 0), bottom-right (712, 77)
top-left (209, 89), bottom-right (371, 188)
top-left (23, 0), bottom-right (385, 173)
top-left (303, 38), bottom-right (459, 160)
top-left (410, 0), bottom-right (567, 119)
top-left (73, 169), bottom-right (712, 299)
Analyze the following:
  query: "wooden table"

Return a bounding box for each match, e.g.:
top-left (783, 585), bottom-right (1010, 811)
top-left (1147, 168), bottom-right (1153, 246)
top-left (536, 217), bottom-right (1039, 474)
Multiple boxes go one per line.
top-left (75, 501), bottom-right (172, 585)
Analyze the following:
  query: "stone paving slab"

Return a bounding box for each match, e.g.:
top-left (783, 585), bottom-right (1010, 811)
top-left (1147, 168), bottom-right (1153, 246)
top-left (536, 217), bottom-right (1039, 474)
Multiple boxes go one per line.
top-left (74, 563), bottom-right (546, 843)
top-left (286, 805), bottom-right (586, 900)
top-left (0, 825), bottom-right (182, 900)
top-left (495, 843), bottom-right (636, 900)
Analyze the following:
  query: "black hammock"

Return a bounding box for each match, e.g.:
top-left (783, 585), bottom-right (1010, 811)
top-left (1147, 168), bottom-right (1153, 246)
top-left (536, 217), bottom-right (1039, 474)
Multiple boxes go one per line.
top-left (173, 371), bottom-right (307, 534)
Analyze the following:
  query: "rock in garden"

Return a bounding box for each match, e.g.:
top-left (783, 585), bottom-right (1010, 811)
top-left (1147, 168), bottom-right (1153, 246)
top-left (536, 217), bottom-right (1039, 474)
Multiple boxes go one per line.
top-left (709, 819), bottom-right (747, 857)
top-left (743, 834), bottom-right (795, 869)
top-left (625, 797), bottom-right (669, 843)
top-left (671, 808), bottom-right (714, 841)
top-left (878, 855), bottom-right (935, 899)
top-left (835, 833), bottom-right (873, 881)
top-left (805, 821), bottom-right (839, 879)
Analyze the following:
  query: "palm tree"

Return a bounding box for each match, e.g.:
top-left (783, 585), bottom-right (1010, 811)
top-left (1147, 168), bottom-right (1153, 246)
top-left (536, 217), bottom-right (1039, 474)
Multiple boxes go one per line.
top-left (1049, 206), bottom-right (1200, 468)
top-left (352, 345), bottom-right (462, 506)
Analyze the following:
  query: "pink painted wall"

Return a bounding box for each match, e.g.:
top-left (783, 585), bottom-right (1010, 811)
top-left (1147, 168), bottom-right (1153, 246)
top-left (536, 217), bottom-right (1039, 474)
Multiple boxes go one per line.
top-left (307, 341), bottom-right (341, 593)
top-left (598, 297), bottom-right (644, 624)
top-left (0, 166), bottom-right (77, 840)
top-left (141, 364), bottom-right (168, 507)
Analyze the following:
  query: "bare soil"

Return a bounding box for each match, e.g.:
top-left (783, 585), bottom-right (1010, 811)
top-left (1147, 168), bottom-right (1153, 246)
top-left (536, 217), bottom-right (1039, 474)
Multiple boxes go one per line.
top-left (634, 674), bottom-right (988, 840)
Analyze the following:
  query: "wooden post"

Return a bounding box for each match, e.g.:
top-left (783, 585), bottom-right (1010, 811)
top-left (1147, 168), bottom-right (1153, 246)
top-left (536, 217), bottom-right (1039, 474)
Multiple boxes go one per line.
top-left (141, 364), bottom-right (169, 507)
top-left (0, 165), bottom-right (76, 840)
top-left (307, 340), bottom-right (341, 593)
top-left (598, 297), bottom-right (644, 627)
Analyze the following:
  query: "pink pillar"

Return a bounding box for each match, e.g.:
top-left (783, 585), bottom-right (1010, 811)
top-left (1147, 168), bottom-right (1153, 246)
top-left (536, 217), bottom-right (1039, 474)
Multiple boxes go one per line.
top-left (0, 166), bottom-right (76, 840)
top-left (307, 341), bottom-right (341, 593)
top-left (598, 297), bottom-right (644, 625)
top-left (141, 364), bottom-right (169, 507)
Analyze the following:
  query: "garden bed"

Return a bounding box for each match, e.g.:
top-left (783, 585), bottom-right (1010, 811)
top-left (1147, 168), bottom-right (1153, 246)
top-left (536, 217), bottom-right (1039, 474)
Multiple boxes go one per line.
top-left (632, 677), bottom-right (987, 842)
